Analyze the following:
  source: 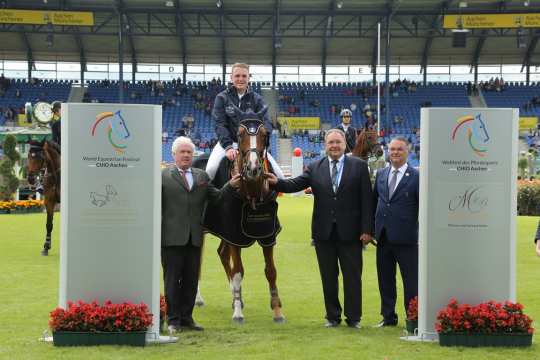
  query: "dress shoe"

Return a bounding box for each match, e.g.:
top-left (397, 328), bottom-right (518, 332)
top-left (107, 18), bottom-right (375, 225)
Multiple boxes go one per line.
top-left (181, 321), bottom-right (204, 331)
top-left (347, 321), bottom-right (361, 329)
top-left (167, 324), bottom-right (181, 334)
top-left (324, 320), bottom-right (340, 328)
top-left (374, 319), bottom-right (398, 328)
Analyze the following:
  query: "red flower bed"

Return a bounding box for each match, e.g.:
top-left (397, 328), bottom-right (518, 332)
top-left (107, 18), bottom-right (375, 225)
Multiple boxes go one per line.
top-left (435, 299), bottom-right (534, 335)
top-left (49, 300), bottom-right (153, 332)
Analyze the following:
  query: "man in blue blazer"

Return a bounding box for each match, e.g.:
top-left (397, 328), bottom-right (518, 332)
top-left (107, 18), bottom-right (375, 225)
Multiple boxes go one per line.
top-left (373, 136), bottom-right (419, 327)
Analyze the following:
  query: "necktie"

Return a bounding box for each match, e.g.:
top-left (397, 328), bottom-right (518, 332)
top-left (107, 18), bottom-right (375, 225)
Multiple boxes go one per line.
top-left (388, 169), bottom-right (399, 199)
top-left (331, 160), bottom-right (339, 193)
top-left (179, 169), bottom-right (190, 190)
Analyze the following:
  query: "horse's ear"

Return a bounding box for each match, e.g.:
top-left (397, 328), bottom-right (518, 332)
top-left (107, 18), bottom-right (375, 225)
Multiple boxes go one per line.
top-left (256, 105), bottom-right (269, 119)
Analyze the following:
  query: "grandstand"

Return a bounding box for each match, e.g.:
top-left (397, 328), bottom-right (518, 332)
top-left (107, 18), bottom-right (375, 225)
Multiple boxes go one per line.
top-left (1, 0), bottom-right (540, 171)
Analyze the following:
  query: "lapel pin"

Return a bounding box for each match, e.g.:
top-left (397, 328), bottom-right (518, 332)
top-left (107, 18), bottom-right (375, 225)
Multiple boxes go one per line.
top-left (405, 173), bottom-right (410, 176)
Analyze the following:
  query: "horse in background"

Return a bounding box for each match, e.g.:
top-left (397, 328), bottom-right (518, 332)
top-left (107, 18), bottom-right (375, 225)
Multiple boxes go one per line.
top-left (351, 128), bottom-right (385, 179)
top-left (26, 140), bottom-right (60, 256)
top-left (203, 109), bottom-right (285, 324)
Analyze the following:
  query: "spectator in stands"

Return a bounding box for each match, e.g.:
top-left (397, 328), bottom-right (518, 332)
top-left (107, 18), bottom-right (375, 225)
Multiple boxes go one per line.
top-left (350, 102), bottom-right (357, 112)
top-left (182, 113), bottom-right (194, 130)
top-left (535, 221), bottom-right (540, 256)
top-left (206, 62), bottom-right (283, 180)
top-left (466, 82), bottom-right (472, 96)
top-left (335, 108), bottom-right (357, 154)
top-left (15, 89), bottom-right (21, 98)
top-left (310, 99), bottom-right (320, 108)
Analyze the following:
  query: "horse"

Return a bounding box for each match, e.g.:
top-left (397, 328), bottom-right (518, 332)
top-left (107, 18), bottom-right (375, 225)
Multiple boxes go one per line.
top-left (26, 140), bottom-right (60, 256)
top-left (351, 128), bottom-right (385, 180)
top-left (202, 110), bottom-right (284, 324)
top-left (351, 128), bottom-right (384, 161)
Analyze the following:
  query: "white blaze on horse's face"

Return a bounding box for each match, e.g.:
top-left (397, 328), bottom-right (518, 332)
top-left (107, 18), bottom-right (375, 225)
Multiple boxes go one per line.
top-left (248, 134), bottom-right (259, 173)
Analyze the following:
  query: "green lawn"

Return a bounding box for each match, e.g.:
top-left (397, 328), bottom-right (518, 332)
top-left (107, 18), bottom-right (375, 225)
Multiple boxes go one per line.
top-left (0, 196), bottom-right (539, 360)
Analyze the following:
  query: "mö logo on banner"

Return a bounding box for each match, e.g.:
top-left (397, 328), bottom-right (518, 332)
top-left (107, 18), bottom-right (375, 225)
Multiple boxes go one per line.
top-left (451, 114), bottom-right (490, 157)
top-left (91, 110), bottom-right (131, 154)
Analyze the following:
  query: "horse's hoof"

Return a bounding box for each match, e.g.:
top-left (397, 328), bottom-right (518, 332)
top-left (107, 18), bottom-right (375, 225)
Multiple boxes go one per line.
top-left (232, 317), bottom-right (244, 325)
top-left (195, 299), bottom-right (205, 307)
top-left (273, 316), bottom-right (286, 324)
top-left (41, 249), bottom-right (49, 256)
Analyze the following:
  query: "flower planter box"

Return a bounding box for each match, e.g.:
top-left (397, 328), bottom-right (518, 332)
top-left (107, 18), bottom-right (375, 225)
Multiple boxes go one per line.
top-left (52, 331), bottom-right (146, 347)
top-left (405, 320), bottom-right (417, 334)
top-left (439, 333), bottom-right (532, 347)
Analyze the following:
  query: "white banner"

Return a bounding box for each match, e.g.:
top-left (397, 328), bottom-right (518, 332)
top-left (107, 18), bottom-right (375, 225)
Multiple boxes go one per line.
top-left (60, 103), bottom-right (162, 337)
top-left (418, 108), bottom-right (518, 340)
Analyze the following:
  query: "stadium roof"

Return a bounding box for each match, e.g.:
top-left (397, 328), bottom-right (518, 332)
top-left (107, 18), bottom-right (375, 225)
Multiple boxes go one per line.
top-left (1, 0), bottom-right (540, 68)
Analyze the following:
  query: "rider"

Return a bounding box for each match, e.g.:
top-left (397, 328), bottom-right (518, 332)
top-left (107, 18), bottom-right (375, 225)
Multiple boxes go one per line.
top-left (206, 62), bottom-right (284, 180)
top-left (335, 108), bottom-right (357, 154)
top-left (50, 101), bottom-right (61, 153)
top-left (36, 101), bottom-right (61, 194)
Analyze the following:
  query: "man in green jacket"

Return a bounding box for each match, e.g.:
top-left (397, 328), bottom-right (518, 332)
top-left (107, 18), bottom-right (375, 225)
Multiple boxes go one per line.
top-left (162, 136), bottom-right (238, 333)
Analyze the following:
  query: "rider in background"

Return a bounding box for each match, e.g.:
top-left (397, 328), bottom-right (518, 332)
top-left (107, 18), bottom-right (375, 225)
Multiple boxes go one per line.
top-left (335, 108), bottom-right (357, 154)
top-left (206, 62), bottom-right (284, 180)
top-left (50, 101), bottom-right (61, 153)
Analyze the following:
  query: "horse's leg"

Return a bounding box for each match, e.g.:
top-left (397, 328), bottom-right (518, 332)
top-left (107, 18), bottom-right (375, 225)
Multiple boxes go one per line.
top-left (229, 246), bottom-right (245, 324)
top-left (217, 240), bottom-right (232, 281)
top-left (195, 237), bottom-right (205, 307)
top-left (263, 245), bottom-right (285, 323)
top-left (41, 200), bottom-right (54, 256)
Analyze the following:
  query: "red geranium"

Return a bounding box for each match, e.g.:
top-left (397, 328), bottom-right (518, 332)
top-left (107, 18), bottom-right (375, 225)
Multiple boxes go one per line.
top-left (435, 299), bottom-right (534, 335)
top-left (407, 296), bottom-right (418, 321)
top-left (49, 300), bottom-right (153, 332)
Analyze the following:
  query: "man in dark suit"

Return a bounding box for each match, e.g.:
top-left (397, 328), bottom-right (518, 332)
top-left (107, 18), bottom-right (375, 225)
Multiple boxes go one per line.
top-left (335, 108), bottom-right (357, 153)
top-left (373, 136), bottom-right (419, 327)
top-left (266, 129), bottom-right (373, 329)
top-left (162, 136), bottom-right (238, 333)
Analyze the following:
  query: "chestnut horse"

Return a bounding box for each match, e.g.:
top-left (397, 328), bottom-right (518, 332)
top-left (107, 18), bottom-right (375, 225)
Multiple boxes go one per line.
top-left (27, 140), bottom-right (60, 256)
top-left (351, 128), bottom-right (384, 161)
top-left (203, 114), bottom-right (284, 324)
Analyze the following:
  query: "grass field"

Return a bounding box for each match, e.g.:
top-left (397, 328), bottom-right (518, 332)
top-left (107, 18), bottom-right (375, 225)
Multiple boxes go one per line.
top-left (0, 196), bottom-right (539, 360)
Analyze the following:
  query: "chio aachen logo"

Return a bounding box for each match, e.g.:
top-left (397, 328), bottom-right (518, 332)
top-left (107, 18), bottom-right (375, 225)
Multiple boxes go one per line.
top-left (91, 110), bottom-right (131, 154)
top-left (451, 114), bottom-right (490, 157)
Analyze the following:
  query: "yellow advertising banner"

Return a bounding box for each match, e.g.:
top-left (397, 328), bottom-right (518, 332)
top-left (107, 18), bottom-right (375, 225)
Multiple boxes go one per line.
top-left (519, 116), bottom-right (538, 130)
top-left (444, 14), bottom-right (540, 29)
top-left (278, 117), bottom-right (320, 130)
top-left (0, 9), bottom-right (94, 26)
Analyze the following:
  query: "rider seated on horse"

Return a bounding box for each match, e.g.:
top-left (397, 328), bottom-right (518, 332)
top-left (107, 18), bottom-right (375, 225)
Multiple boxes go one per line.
top-left (36, 101), bottom-right (61, 194)
top-left (335, 108), bottom-right (357, 154)
top-left (205, 62), bottom-right (284, 180)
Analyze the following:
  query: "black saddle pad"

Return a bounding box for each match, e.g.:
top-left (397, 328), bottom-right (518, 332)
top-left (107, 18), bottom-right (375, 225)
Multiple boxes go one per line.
top-left (203, 157), bottom-right (281, 247)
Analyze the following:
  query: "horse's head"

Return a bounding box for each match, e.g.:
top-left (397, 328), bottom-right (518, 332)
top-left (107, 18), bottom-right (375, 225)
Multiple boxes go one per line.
top-left (352, 129), bottom-right (384, 161)
top-left (27, 140), bottom-right (46, 186)
top-left (237, 119), bottom-right (268, 181)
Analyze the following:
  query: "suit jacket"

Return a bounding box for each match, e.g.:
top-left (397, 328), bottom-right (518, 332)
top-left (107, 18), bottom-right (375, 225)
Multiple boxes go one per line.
top-left (161, 166), bottom-right (229, 247)
top-left (373, 164), bottom-right (419, 245)
top-left (335, 124), bottom-right (357, 153)
top-left (274, 156), bottom-right (373, 243)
